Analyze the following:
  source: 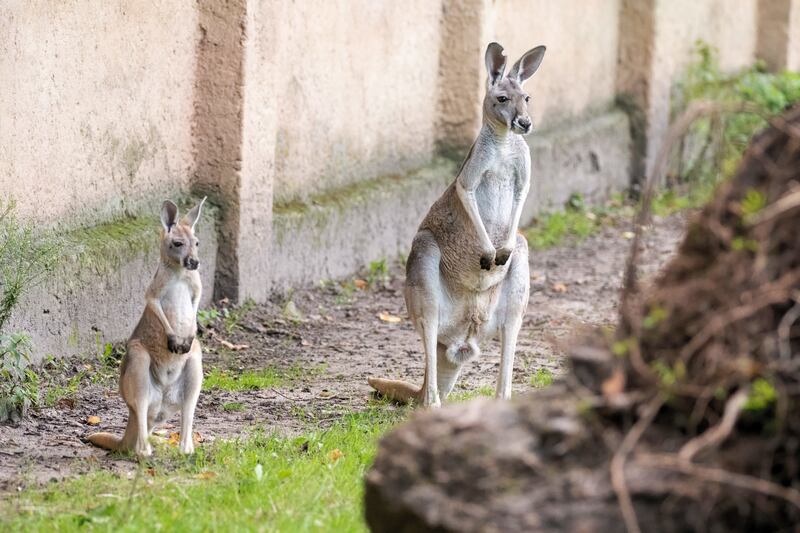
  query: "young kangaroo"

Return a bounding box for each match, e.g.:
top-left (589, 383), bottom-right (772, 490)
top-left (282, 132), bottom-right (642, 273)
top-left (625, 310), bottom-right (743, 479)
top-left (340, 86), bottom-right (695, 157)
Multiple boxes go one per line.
top-left (369, 42), bottom-right (545, 407)
top-left (88, 198), bottom-right (206, 456)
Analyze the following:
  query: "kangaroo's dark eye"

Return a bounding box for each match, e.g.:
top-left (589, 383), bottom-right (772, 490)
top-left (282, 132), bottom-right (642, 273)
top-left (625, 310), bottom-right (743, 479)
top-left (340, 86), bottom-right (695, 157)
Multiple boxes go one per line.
top-left (172, 241), bottom-right (183, 247)
top-left (196, 240), bottom-right (200, 247)
top-left (497, 96), bottom-right (509, 103)
top-left (525, 96), bottom-right (531, 103)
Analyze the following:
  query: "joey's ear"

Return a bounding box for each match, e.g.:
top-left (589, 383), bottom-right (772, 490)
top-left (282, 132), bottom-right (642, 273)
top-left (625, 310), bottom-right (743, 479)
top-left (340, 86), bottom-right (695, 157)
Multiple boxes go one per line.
top-left (508, 45), bottom-right (546, 83)
top-left (485, 42), bottom-right (507, 86)
top-left (182, 196), bottom-right (206, 230)
top-left (161, 200), bottom-right (178, 232)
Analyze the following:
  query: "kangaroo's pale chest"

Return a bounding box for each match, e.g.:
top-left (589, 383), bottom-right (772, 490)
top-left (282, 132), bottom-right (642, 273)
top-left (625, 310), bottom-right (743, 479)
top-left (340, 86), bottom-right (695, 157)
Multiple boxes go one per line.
top-left (476, 160), bottom-right (522, 240)
top-left (161, 277), bottom-right (195, 337)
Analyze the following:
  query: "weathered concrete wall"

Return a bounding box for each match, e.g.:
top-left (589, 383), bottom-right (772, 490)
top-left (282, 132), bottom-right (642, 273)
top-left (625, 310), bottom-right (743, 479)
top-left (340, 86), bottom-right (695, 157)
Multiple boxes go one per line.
top-left (493, 0), bottom-right (621, 130)
top-left (262, 0), bottom-right (443, 205)
top-left (0, 1), bottom-right (198, 228)
top-left (791, 0), bottom-right (800, 70)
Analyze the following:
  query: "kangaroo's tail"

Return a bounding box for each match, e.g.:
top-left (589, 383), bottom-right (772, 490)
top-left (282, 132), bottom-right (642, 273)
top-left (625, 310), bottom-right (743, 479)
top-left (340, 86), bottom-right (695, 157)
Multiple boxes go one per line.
top-left (368, 377), bottom-right (422, 404)
top-left (87, 432), bottom-right (123, 451)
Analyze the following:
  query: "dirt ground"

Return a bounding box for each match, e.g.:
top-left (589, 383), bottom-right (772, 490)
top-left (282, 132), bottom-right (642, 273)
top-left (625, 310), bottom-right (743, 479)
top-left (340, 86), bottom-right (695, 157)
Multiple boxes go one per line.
top-left (0, 213), bottom-right (686, 492)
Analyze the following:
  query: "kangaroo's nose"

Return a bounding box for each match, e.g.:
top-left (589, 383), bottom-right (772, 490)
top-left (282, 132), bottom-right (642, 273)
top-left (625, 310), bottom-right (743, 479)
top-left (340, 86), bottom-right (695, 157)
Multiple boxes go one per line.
top-left (517, 117), bottom-right (531, 129)
top-left (184, 257), bottom-right (199, 270)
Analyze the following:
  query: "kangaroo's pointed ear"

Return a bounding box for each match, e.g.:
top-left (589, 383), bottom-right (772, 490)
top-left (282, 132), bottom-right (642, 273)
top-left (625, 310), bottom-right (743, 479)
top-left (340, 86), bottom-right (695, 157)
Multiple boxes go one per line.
top-left (161, 200), bottom-right (178, 232)
top-left (182, 196), bottom-right (206, 230)
top-left (509, 45), bottom-right (546, 84)
top-left (485, 42), bottom-right (507, 86)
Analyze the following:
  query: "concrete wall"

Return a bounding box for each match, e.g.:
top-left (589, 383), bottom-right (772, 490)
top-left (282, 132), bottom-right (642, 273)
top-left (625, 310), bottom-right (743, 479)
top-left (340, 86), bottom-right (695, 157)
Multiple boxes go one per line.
top-left (259, 0), bottom-right (443, 206)
top-left (0, 1), bottom-right (198, 228)
top-left (2, 0), bottom-right (797, 356)
top-left (493, 0), bottom-right (621, 129)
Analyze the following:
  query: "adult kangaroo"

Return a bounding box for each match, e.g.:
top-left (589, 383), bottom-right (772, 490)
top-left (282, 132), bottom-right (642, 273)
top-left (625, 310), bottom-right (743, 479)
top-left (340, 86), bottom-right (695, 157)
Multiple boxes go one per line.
top-left (369, 42), bottom-right (545, 407)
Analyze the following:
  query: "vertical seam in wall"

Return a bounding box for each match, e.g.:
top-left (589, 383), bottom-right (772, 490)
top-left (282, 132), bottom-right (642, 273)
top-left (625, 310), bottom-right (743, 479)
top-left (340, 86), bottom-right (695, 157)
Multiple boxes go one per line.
top-left (615, 0), bottom-right (657, 193)
top-left (191, 0), bottom-right (248, 302)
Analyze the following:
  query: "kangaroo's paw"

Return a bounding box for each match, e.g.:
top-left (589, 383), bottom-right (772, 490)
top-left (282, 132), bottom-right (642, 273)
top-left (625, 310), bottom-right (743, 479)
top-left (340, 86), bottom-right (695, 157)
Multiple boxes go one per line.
top-left (479, 251), bottom-right (495, 270)
top-left (168, 335), bottom-right (194, 354)
top-left (494, 247), bottom-right (512, 266)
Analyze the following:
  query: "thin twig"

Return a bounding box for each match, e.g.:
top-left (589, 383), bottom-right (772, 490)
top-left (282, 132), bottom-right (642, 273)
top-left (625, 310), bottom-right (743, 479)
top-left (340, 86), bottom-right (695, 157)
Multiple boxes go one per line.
top-left (610, 396), bottom-right (664, 533)
top-left (679, 387), bottom-right (749, 461)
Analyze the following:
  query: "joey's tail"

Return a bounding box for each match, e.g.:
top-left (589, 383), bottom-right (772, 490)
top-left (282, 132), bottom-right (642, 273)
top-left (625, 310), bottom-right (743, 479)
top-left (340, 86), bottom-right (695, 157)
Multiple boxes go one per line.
top-left (87, 432), bottom-right (123, 451)
top-left (368, 377), bottom-right (422, 404)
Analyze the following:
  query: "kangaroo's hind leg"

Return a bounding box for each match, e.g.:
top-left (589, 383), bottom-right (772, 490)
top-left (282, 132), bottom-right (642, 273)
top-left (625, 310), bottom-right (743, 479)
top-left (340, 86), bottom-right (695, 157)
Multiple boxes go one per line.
top-left (495, 234), bottom-right (530, 399)
top-left (119, 340), bottom-right (154, 457)
top-left (405, 230), bottom-right (445, 408)
top-left (179, 340), bottom-right (203, 454)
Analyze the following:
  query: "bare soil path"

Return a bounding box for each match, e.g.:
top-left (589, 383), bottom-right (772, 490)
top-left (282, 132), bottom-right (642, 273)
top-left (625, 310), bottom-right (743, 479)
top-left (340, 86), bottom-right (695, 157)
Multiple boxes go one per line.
top-left (0, 213), bottom-right (686, 492)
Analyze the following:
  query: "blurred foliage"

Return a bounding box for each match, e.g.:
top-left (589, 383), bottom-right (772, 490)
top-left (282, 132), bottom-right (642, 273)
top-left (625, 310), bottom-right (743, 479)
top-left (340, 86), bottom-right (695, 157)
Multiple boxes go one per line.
top-left (674, 41), bottom-right (800, 187)
top-left (0, 332), bottom-right (38, 422)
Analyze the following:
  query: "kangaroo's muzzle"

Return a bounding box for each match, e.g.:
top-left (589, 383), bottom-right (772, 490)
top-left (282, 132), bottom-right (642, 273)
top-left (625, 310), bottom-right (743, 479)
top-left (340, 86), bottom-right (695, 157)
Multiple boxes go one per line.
top-left (184, 257), bottom-right (199, 270)
top-left (513, 117), bottom-right (532, 134)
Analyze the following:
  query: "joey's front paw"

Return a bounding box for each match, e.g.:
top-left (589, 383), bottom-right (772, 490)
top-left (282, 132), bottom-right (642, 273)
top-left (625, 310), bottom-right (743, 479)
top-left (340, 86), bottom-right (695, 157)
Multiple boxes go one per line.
top-left (168, 335), bottom-right (193, 354)
top-left (479, 250), bottom-right (495, 271)
top-left (494, 247), bottom-right (512, 266)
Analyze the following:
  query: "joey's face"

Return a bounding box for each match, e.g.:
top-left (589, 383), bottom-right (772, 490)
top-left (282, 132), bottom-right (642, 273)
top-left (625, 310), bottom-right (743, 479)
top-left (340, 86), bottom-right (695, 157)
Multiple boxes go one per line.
top-left (484, 78), bottom-right (533, 135)
top-left (162, 224), bottom-right (200, 270)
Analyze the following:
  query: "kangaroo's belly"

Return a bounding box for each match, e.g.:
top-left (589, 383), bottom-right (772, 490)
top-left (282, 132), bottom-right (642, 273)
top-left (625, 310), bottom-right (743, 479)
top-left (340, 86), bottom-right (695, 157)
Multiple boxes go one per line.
top-left (476, 169), bottom-right (515, 244)
top-left (436, 282), bottom-right (502, 357)
top-left (161, 280), bottom-right (195, 338)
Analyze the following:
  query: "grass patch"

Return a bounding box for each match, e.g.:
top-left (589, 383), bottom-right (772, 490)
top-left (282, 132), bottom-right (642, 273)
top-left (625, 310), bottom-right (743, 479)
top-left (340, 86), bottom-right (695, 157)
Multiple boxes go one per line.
top-left (203, 366), bottom-right (306, 392)
top-left (221, 402), bottom-right (245, 412)
top-left (1, 407), bottom-right (409, 532)
top-left (530, 367), bottom-right (554, 388)
top-left (524, 193), bottom-right (635, 250)
top-left (448, 384), bottom-right (495, 402)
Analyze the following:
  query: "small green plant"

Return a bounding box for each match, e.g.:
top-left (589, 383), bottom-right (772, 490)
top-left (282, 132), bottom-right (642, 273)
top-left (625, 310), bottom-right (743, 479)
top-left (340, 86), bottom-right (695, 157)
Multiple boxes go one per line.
top-left (741, 188), bottom-right (767, 218)
top-left (0, 200), bottom-right (63, 331)
top-left (367, 259), bottom-right (389, 286)
top-left (222, 299), bottom-right (255, 333)
top-left (744, 378), bottom-right (777, 411)
top-left (0, 333), bottom-right (39, 421)
top-left (197, 308), bottom-right (221, 328)
top-left (530, 367), bottom-right (554, 388)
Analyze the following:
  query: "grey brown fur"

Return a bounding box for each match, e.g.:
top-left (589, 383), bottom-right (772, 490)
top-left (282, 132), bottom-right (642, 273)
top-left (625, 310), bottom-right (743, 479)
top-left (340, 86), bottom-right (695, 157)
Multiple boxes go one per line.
top-left (369, 42), bottom-right (546, 406)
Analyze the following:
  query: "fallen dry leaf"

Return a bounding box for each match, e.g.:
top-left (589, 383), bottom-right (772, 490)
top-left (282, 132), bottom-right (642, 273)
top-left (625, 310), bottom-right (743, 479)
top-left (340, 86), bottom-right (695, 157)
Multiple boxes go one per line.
top-left (378, 312), bottom-right (402, 324)
top-left (167, 432), bottom-right (181, 447)
top-left (194, 471), bottom-right (217, 480)
top-left (328, 449), bottom-right (344, 463)
top-left (193, 431), bottom-right (204, 444)
top-left (353, 278), bottom-right (368, 290)
top-left (86, 415), bottom-right (101, 426)
top-left (551, 283), bottom-right (568, 293)
top-left (601, 367), bottom-right (626, 397)
top-left (218, 339), bottom-right (249, 351)
top-left (622, 231), bottom-right (636, 240)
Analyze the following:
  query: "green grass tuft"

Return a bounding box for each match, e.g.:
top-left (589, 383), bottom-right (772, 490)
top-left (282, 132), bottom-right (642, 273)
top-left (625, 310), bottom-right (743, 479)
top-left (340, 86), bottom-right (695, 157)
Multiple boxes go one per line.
top-left (530, 367), bottom-right (554, 388)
